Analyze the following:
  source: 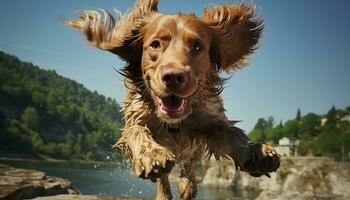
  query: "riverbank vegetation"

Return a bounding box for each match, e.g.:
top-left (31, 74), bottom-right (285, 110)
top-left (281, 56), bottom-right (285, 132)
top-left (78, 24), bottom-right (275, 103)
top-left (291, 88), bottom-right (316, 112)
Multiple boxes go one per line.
top-left (0, 52), bottom-right (123, 161)
top-left (249, 106), bottom-right (350, 161)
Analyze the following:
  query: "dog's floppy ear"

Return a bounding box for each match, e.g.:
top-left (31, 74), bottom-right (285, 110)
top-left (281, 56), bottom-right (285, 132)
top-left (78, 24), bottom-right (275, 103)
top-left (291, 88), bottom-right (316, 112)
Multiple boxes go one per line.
top-left (202, 4), bottom-right (263, 71)
top-left (66, 0), bottom-right (159, 63)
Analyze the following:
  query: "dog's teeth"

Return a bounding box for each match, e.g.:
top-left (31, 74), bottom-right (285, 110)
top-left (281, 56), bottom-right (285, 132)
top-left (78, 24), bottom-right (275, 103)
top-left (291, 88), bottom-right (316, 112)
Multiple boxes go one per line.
top-left (152, 161), bottom-right (156, 166)
top-left (268, 153), bottom-right (273, 157)
top-left (141, 166), bottom-right (145, 171)
top-left (155, 161), bottom-right (160, 166)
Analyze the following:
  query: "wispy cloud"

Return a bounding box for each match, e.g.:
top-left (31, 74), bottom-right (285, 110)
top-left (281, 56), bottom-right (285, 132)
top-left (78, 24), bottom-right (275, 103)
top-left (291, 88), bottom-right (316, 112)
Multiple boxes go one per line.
top-left (0, 41), bottom-right (63, 55)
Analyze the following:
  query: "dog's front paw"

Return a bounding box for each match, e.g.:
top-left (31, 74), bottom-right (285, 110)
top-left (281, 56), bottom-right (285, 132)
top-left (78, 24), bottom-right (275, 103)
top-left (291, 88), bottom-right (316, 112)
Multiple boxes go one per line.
top-left (133, 147), bottom-right (175, 182)
top-left (242, 143), bottom-right (280, 177)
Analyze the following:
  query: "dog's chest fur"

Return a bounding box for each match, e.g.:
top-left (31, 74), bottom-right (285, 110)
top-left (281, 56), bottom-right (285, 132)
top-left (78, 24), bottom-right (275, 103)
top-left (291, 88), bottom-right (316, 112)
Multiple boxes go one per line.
top-left (149, 123), bottom-right (207, 163)
top-left (122, 86), bottom-right (228, 163)
top-left (147, 100), bottom-right (228, 163)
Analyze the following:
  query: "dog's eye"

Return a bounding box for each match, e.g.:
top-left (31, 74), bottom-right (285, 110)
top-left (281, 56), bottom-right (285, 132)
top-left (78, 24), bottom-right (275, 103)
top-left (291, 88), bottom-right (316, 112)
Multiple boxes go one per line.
top-left (150, 40), bottom-right (161, 49)
top-left (192, 42), bottom-right (202, 52)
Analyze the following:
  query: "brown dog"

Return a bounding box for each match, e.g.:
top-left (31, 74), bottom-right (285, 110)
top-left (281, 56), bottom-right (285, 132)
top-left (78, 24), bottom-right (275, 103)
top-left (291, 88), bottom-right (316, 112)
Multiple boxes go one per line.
top-left (67, 0), bottom-right (280, 199)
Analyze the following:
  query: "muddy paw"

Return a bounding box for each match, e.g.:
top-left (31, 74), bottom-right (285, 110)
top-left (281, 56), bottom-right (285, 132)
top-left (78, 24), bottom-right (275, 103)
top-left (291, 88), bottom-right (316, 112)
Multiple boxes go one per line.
top-left (133, 147), bottom-right (175, 182)
top-left (242, 143), bottom-right (280, 177)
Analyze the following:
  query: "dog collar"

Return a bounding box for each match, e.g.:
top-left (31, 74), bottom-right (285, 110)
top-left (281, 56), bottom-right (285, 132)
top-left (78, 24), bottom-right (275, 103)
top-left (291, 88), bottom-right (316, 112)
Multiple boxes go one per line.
top-left (165, 123), bottom-right (181, 133)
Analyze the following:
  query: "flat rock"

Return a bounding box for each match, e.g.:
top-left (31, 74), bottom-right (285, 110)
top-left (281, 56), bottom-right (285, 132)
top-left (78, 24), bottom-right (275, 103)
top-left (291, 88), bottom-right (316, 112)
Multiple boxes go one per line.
top-left (0, 164), bottom-right (79, 200)
top-left (255, 190), bottom-right (349, 200)
top-left (31, 194), bottom-right (147, 200)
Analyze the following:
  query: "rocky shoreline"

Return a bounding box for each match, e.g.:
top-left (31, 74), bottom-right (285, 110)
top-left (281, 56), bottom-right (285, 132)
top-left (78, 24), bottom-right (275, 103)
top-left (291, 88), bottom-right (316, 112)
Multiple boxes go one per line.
top-left (0, 164), bottom-right (146, 200)
top-left (32, 195), bottom-right (147, 200)
top-left (2, 157), bottom-right (349, 200)
top-left (201, 157), bottom-right (350, 200)
top-left (0, 163), bottom-right (79, 200)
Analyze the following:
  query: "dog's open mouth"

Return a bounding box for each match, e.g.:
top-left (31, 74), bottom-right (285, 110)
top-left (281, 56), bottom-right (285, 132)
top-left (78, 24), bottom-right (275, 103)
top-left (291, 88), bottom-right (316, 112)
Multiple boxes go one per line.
top-left (156, 95), bottom-right (185, 115)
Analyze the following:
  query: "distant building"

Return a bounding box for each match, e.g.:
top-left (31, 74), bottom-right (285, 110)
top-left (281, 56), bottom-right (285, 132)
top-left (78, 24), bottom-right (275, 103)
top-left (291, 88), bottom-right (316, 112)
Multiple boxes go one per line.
top-left (274, 137), bottom-right (298, 156)
top-left (279, 137), bottom-right (290, 146)
top-left (342, 114), bottom-right (350, 122)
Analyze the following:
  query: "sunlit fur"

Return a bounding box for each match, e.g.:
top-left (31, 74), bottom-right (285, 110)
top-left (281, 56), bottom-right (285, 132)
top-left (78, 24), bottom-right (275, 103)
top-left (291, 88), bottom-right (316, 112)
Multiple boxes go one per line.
top-left (67, 1), bottom-right (280, 200)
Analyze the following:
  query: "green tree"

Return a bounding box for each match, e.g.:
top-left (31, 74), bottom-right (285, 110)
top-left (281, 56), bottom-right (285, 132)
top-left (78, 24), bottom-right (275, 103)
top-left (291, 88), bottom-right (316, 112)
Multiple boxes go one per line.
top-left (311, 108), bottom-right (345, 160)
top-left (297, 138), bottom-right (312, 156)
top-left (43, 143), bottom-right (60, 157)
top-left (325, 106), bottom-right (337, 127)
top-left (312, 131), bottom-right (339, 157)
top-left (254, 118), bottom-right (268, 130)
top-left (87, 131), bottom-right (103, 148)
top-left (56, 105), bottom-right (69, 122)
top-left (278, 120), bottom-right (283, 128)
top-left (300, 113), bottom-right (321, 137)
top-left (31, 91), bottom-right (46, 106)
top-left (284, 120), bottom-right (299, 138)
top-left (296, 108), bottom-right (302, 121)
top-left (267, 116), bottom-right (274, 129)
top-left (66, 130), bottom-right (75, 156)
top-left (32, 132), bottom-right (44, 153)
top-left (21, 107), bottom-right (39, 130)
top-left (267, 126), bottom-right (284, 144)
top-left (249, 129), bottom-right (265, 143)
top-left (46, 89), bottom-right (63, 115)
top-left (74, 133), bottom-right (84, 155)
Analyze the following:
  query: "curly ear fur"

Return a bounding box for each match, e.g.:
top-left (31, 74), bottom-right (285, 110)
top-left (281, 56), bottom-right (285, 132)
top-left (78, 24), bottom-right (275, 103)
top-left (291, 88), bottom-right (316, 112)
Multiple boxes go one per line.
top-left (202, 4), bottom-right (264, 71)
top-left (66, 0), bottom-right (159, 63)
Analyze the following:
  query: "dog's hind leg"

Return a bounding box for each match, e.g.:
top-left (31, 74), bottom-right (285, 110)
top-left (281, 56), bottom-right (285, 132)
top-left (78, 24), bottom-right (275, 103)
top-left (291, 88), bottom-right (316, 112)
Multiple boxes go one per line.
top-left (156, 175), bottom-right (172, 200)
top-left (178, 161), bottom-right (197, 200)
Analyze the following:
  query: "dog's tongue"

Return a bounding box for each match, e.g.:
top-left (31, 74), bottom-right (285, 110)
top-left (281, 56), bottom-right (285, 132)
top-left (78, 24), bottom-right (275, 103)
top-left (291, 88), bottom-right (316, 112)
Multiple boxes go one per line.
top-left (160, 95), bottom-right (184, 111)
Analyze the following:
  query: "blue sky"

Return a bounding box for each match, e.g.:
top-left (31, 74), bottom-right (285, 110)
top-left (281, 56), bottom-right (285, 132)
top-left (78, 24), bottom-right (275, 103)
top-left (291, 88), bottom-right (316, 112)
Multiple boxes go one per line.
top-left (0, 0), bottom-right (349, 132)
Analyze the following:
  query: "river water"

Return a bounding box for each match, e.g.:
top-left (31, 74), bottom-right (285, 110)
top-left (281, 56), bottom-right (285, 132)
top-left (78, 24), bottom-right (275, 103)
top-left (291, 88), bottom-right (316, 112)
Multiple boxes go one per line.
top-left (0, 159), bottom-right (257, 200)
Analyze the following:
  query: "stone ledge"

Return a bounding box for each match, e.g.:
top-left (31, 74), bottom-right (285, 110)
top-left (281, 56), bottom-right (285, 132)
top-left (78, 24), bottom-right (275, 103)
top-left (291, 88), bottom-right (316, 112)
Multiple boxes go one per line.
top-left (0, 164), bottom-right (79, 200)
top-left (31, 194), bottom-right (147, 200)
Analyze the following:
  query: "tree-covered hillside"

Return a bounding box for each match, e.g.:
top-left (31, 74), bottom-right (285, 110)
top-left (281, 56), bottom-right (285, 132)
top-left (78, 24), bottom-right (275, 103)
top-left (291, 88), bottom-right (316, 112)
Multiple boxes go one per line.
top-left (0, 51), bottom-right (123, 161)
top-left (249, 106), bottom-right (350, 161)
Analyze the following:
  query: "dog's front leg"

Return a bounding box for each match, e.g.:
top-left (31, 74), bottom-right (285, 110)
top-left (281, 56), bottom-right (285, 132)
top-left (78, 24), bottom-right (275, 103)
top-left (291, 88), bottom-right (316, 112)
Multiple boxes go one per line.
top-left (192, 96), bottom-right (280, 177)
top-left (207, 125), bottom-right (280, 177)
top-left (116, 125), bottom-right (175, 182)
top-left (230, 127), bottom-right (280, 177)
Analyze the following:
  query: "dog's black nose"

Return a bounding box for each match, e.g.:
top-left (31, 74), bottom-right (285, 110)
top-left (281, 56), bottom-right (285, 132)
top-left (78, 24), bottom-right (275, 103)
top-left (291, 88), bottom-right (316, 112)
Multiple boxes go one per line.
top-left (161, 67), bottom-right (187, 89)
